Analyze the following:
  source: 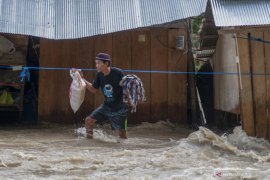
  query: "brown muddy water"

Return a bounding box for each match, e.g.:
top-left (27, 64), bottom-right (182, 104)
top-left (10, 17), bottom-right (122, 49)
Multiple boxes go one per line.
top-left (0, 121), bottom-right (270, 180)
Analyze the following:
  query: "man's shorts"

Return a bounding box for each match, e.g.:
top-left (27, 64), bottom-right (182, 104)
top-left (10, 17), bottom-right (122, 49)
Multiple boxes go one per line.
top-left (90, 103), bottom-right (128, 130)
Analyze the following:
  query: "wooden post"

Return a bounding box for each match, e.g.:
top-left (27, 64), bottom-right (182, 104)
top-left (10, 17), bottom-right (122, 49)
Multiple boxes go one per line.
top-left (250, 32), bottom-right (267, 138)
top-left (264, 31), bottom-right (270, 140)
top-left (237, 34), bottom-right (255, 136)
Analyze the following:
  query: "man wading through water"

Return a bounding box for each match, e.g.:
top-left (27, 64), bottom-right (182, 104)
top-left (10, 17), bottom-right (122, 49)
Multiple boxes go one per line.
top-left (82, 53), bottom-right (128, 139)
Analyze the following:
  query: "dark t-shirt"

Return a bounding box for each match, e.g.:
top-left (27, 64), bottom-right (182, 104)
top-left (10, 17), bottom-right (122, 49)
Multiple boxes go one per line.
top-left (92, 67), bottom-right (124, 108)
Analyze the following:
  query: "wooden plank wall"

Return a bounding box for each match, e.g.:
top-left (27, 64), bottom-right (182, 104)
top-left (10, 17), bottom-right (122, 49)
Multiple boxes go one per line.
top-left (265, 32), bottom-right (270, 140)
top-left (238, 31), bottom-right (270, 139)
top-left (131, 29), bottom-right (151, 123)
top-left (75, 37), bottom-right (95, 120)
top-left (237, 35), bottom-right (255, 137)
top-left (250, 32), bottom-right (267, 138)
top-left (39, 27), bottom-right (188, 125)
top-left (168, 29), bottom-right (187, 124)
top-left (150, 28), bottom-right (168, 122)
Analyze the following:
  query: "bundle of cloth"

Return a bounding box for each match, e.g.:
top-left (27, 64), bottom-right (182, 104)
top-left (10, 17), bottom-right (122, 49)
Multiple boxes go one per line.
top-left (120, 74), bottom-right (146, 113)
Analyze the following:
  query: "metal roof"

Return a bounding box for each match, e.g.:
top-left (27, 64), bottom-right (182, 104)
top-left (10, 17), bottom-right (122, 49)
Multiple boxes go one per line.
top-left (195, 49), bottom-right (215, 59)
top-left (211, 0), bottom-right (270, 27)
top-left (0, 0), bottom-right (207, 39)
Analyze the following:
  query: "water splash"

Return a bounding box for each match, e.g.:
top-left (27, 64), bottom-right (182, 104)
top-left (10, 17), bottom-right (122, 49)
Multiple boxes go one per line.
top-left (1, 122), bottom-right (270, 179)
top-left (187, 126), bottom-right (270, 162)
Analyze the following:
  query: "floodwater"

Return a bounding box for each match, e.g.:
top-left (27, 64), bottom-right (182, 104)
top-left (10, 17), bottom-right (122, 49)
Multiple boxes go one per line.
top-left (1, 121), bottom-right (270, 180)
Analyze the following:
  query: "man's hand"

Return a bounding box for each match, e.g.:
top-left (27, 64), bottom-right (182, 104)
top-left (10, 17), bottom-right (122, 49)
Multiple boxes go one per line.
top-left (78, 69), bottom-right (84, 78)
top-left (83, 78), bottom-right (97, 94)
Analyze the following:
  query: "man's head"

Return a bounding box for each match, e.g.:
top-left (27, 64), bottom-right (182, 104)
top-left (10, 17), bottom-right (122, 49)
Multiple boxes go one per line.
top-left (95, 53), bottom-right (111, 73)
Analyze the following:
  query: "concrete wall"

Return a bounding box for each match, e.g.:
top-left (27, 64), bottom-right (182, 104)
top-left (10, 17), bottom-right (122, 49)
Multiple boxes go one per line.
top-left (213, 34), bottom-right (240, 114)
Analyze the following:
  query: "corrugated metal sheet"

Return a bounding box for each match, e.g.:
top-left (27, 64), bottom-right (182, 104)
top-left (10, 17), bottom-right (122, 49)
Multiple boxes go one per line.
top-left (195, 49), bottom-right (215, 58)
top-left (0, 0), bottom-right (207, 39)
top-left (211, 0), bottom-right (270, 27)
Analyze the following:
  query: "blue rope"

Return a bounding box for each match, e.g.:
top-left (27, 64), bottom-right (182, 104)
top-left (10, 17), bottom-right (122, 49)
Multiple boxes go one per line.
top-left (19, 67), bottom-right (30, 82)
top-left (1, 65), bottom-right (270, 76)
top-left (28, 66), bottom-right (96, 71)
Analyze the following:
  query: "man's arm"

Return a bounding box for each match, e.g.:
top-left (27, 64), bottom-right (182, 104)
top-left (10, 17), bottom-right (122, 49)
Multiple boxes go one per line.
top-left (83, 79), bottom-right (97, 93)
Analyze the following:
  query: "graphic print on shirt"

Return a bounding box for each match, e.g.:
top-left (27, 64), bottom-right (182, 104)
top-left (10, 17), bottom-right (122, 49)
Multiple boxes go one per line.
top-left (103, 84), bottom-right (114, 102)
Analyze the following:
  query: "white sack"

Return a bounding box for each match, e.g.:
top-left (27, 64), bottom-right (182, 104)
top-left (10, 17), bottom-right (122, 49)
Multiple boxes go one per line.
top-left (0, 35), bottom-right (16, 55)
top-left (69, 69), bottom-right (86, 113)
